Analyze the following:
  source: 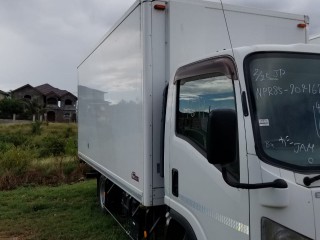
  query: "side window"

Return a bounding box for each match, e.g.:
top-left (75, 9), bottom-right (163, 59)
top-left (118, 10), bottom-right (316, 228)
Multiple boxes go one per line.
top-left (177, 75), bottom-right (235, 150)
top-left (176, 58), bottom-right (239, 180)
top-left (65, 99), bottom-right (73, 105)
top-left (24, 95), bottom-right (32, 100)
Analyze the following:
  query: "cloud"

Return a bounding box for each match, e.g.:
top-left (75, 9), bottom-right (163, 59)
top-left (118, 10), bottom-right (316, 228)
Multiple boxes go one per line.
top-left (0, 0), bottom-right (136, 94)
top-left (0, 0), bottom-right (318, 95)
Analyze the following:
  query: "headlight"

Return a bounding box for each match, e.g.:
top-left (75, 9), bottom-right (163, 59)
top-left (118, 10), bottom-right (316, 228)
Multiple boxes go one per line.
top-left (261, 217), bottom-right (311, 240)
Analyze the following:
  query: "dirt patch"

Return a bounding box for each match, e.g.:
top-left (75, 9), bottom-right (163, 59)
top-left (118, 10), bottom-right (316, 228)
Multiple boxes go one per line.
top-left (0, 236), bottom-right (27, 240)
top-left (0, 237), bottom-right (21, 240)
top-left (0, 163), bottom-right (91, 191)
top-left (0, 120), bottom-right (31, 125)
top-left (0, 231), bottom-right (35, 240)
top-left (0, 230), bottom-right (36, 240)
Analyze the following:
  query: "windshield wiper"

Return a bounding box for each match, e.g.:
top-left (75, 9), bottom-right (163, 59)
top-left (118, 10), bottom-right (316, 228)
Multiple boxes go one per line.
top-left (303, 175), bottom-right (320, 186)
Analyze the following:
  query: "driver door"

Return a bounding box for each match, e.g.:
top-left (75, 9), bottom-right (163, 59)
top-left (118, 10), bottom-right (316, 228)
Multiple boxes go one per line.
top-left (166, 56), bottom-right (250, 239)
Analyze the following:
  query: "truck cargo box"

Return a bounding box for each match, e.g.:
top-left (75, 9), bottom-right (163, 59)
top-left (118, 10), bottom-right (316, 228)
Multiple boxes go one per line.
top-left (78, 0), bottom-right (307, 207)
top-left (310, 34), bottom-right (320, 44)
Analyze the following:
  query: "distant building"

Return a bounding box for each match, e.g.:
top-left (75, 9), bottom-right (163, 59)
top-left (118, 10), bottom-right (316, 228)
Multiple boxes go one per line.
top-left (11, 84), bottom-right (77, 122)
top-left (0, 90), bottom-right (9, 100)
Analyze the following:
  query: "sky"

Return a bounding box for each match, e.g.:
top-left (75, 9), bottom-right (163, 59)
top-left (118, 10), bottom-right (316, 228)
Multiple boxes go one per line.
top-left (0, 0), bottom-right (319, 96)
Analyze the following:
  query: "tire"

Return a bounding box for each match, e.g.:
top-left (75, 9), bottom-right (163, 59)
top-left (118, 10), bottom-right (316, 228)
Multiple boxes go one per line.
top-left (182, 232), bottom-right (192, 240)
top-left (98, 175), bottom-right (107, 213)
top-left (165, 214), bottom-right (197, 240)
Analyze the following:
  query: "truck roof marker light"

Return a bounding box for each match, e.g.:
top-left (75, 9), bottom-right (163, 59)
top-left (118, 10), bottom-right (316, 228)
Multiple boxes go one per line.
top-left (154, 4), bottom-right (166, 10)
top-left (297, 23), bottom-right (307, 28)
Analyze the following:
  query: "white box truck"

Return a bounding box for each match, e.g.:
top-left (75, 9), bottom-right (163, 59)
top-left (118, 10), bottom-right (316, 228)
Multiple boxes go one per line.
top-left (310, 34), bottom-right (320, 44)
top-left (78, 0), bottom-right (320, 239)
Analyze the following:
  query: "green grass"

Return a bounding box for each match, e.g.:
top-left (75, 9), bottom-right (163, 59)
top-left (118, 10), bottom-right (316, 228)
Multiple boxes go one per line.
top-left (0, 180), bottom-right (128, 240)
top-left (0, 123), bottom-right (128, 239)
top-left (0, 122), bottom-right (82, 190)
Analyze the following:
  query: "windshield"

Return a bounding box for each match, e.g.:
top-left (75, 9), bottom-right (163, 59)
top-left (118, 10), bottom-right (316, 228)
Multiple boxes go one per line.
top-left (245, 52), bottom-right (320, 171)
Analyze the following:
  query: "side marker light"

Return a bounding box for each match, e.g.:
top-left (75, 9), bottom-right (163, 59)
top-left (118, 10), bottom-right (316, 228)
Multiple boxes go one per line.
top-left (297, 23), bottom-right (307, 28)
top-left (154, 4), bottom-right (166, 10)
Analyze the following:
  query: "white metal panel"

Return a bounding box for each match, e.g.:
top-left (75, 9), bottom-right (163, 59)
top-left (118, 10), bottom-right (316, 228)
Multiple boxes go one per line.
top-left (151, 1), bottom-right (167, 192)
top-left (168, 0), bottom-right (231, 80)
top-left (78, 5), bottom-right (145, 202)
top-left (232, 49), bottom-right (256, 156)
top-left (165, 53), bottom-right (250, 239)
top-left (167, 0), bottom-right (307, 82)
top-left (311, 187), bottom-right (320, 239)
top-left (167, 96), bottom-right (250, 239)
top-left (224, 7), bottom-right (307, 47)
top-left (141, 1), bottom-right (153, 207)
top-left (248, 155), bottom-right (315, 240)
top-left (222, 3), bottom-right (305, 21)
top-left (310, 34), bottom-right (320, 44)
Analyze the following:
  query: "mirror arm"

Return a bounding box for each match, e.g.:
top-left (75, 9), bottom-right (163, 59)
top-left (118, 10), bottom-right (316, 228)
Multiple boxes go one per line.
top-left (222, 167), bottom-right (288, 189)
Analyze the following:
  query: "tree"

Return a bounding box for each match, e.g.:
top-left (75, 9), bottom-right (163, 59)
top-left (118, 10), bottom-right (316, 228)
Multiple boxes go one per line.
top-left (23, 98), bottom-right (46, 121)
top-left (0, 99), bottom-right (24, 119)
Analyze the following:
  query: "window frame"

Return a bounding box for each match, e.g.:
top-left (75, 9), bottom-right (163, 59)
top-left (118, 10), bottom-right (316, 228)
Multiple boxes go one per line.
top-left (65, 99), bottom-right (73, 106)
top-left (63, 112), bottom-right (71, 119)
top-left (174, 56), bottom-right (238, 84)
top-left (47, 97), bottom-right (58, 105)
top-left (244, 51), bottom-right (320, 172)
top-left (174, 56), bottom-right (240, 180)
top-left (24, 95), bottom-right (32, 100)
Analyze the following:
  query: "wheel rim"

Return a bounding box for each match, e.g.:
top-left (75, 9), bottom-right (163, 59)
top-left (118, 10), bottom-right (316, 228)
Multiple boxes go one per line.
top-left (99, 178), bottom-right (106, 209)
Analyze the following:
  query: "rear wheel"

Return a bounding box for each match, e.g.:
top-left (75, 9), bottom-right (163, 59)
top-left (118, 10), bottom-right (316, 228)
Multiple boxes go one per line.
top-left (98, 175), bottom-right (107, 213)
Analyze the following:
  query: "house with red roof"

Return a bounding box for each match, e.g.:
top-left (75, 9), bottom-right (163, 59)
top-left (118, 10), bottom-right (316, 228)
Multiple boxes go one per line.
top-left (11, 84), bottom-right (77, 122)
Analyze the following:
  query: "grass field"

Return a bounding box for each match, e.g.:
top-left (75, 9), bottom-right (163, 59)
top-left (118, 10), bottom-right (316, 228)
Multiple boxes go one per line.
top-left (0, 122), bottom-right (82, 190)
top-left (0, 122), bottom-right (128, 239)
top-left (0, 180), bottom-right (128, 240)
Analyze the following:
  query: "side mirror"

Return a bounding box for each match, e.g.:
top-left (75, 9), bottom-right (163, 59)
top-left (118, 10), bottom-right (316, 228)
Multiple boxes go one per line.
top-left (206, 109), bottom-right (288, 190)
top-left (206, 109), bottom-right (237, 165)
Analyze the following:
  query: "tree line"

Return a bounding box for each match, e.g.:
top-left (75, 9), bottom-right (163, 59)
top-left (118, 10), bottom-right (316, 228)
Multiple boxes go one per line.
top-left (0, 98), bottom-right (45, 120)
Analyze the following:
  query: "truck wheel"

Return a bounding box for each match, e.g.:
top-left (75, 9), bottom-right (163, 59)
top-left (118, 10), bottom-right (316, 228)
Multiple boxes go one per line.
top-left (182, 232), bottom-right (193, 240)
top-left (165, 214), bottom-right (197, 240)
top-left (167, 226), bottom-right (193, 240)
top-left (98, 175), bottom-right (107, 213)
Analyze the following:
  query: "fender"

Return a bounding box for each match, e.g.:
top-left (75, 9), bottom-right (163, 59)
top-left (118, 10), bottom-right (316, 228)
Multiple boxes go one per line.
top-left (166, 209), bottom-right (197, 240)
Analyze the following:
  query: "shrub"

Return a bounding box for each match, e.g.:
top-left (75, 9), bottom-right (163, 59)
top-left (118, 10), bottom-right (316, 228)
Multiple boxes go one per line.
top-left (39, 136), bottom-right (66, 157)
top-left (0, 132), bottom-right (29, 147)
top-left (0, 147), bottom-right (33, 175)
top-left (65, 138), bottom-right (78, 156)
top-left (31, 121), bottom-right (42, 135)
top-left (0, 123), bottom-right (82, 189)
top-left (0, 98), bottom-right (24, 119)
top-left (63, 160), bottom-right (77, 176)
top-left (0, 142), bottom-right (14, 153)
top-left (64, 127), bottom-right (73, 138)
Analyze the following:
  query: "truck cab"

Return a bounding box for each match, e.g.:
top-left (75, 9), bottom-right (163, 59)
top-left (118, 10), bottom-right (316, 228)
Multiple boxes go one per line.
top-left (165, 44), bottom-right (320, 239)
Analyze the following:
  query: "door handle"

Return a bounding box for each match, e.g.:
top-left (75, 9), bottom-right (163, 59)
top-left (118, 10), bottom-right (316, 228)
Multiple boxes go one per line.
top-left (172, 168), bottom-right (179, 197)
